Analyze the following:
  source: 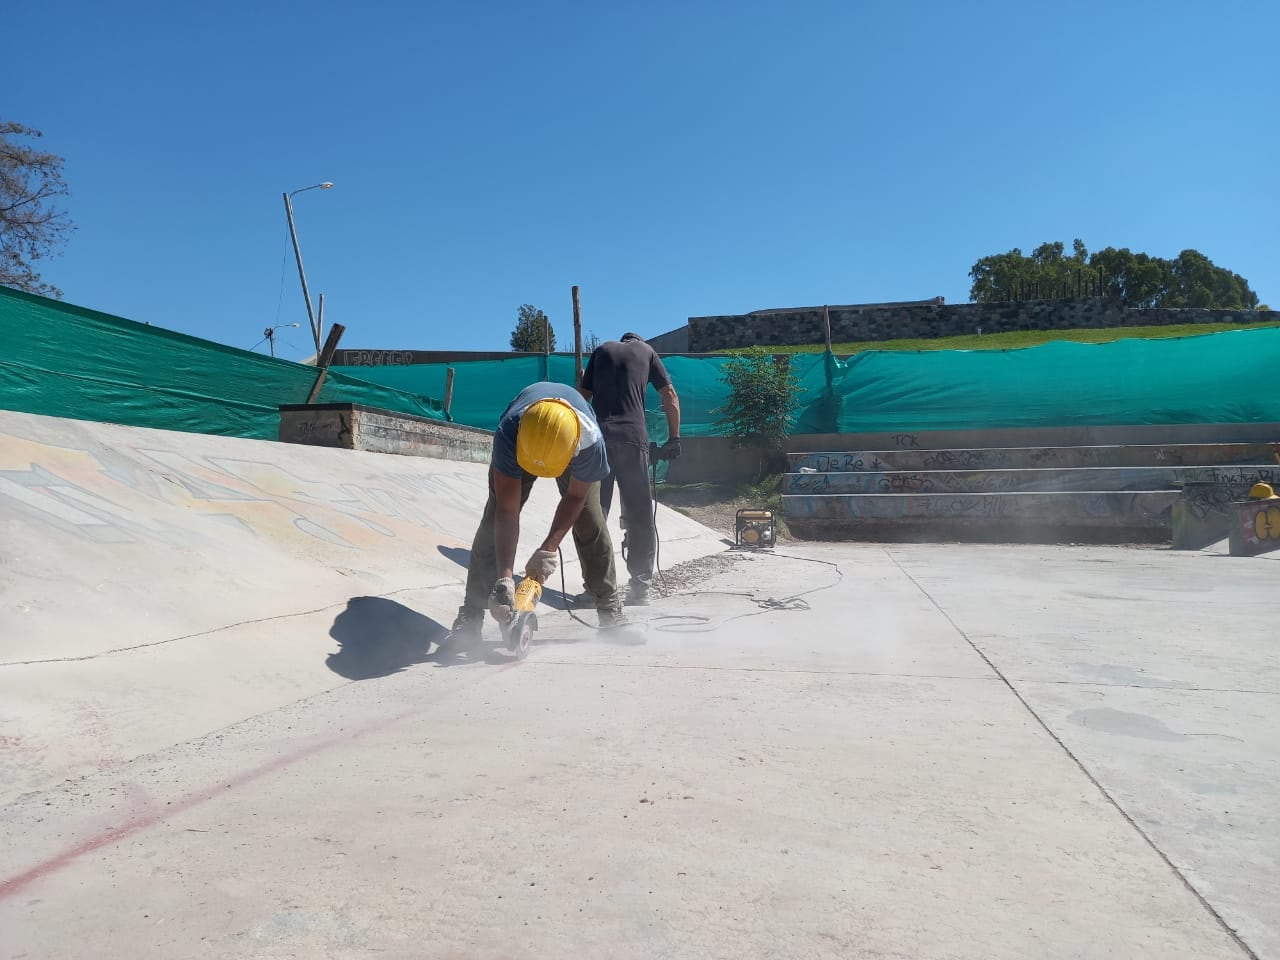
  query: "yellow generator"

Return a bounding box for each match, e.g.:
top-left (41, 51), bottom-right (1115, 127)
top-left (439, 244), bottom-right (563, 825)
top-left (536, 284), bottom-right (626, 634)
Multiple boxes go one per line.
top-left (734, 509), bottom-right (776, 549)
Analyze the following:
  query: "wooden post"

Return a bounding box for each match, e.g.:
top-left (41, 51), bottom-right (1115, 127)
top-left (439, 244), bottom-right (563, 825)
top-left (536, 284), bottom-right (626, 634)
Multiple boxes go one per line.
top-left (444, 367), bottom-right (455, 417)
top-left (305, 322), bottom-right (346, 403)
top-left (572, 285), bottom-right (583, 387)
top-left (316, 293), bottom-right (325, 348)
top-left (822, 305), bottom-right (833, 351)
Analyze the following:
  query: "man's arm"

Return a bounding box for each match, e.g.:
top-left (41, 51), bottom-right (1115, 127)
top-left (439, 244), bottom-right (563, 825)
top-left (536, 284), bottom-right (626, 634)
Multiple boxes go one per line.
top-left (540, 476), bottom-right (591, 553)
top-left (579, 352), bottom-right (596, 402)
top-left (492, 469), bottom-right (524, 580)
top-left (659, 384), bottom-right (681, 440)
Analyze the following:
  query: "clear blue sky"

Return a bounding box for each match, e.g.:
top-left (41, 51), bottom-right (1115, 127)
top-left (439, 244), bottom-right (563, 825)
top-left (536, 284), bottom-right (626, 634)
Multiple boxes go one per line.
top-left (8, 0), bottom-right (1278, 359)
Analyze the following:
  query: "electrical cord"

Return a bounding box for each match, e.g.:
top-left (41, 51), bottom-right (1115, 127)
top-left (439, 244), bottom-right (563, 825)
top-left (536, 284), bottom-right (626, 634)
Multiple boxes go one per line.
top-left (544, 446), bottom-right (843, 637)
top-left (646, 552), bottom-right (842, 633)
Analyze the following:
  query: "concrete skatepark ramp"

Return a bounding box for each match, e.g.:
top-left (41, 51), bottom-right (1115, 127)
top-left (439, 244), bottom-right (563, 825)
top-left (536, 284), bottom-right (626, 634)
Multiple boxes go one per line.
top-left (0, 410), bottom-right (726, 803)
top-left (2, 411), bottom-right (1276, 959)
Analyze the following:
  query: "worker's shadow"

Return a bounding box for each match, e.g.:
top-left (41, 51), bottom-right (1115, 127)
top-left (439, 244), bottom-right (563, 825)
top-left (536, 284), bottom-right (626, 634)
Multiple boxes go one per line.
top-left (326, 596), bottom-right (453, 680)
top-left (436, 545), bottom-right (470, 569)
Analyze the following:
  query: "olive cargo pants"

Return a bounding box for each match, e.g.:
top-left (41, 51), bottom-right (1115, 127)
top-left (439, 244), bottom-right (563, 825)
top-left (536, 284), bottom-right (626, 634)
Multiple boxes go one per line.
top-left (463, 466), bottom-right (620, 618)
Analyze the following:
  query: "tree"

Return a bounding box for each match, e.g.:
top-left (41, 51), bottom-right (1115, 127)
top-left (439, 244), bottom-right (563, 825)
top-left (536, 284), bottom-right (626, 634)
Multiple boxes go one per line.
top-left (968, 239), bottom-right (1258, 309)
top-left (0, 121), bottom-right (74, 298)
top-left (968, 239), bottom-right (1090, 303)
top-left (510, 304), bottom-right (555, 352)
top-left (716, 347), bottom-right (801, 478)
top-left (584, 330), bottom-right (602, 353)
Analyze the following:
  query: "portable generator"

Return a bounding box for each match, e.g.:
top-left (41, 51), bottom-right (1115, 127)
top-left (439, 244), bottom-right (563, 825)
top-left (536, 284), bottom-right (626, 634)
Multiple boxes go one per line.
top-left (734, 508), bottom-right (776, 549)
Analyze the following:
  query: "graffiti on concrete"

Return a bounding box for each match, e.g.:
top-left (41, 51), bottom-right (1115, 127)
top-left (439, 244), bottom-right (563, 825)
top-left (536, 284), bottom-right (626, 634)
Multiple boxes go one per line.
top-left (785, 490), bottom-right (1177, 524)
top-left (891, 433), bottom-right (921, 449)
top-left (338, 350), bottom-right (415, 366)
top-left (0, 431), bottom-right (477, 549)
top-left (921, 449), bottom-right (1016, 469)
top-left (1230, 498), bottom-right (1280, 556)
top-left (878, 473), bottom-right (934, 493)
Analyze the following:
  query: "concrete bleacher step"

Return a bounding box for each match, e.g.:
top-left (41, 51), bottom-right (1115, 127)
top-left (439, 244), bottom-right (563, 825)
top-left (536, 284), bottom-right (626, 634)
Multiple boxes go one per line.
top-left (781, 440), bottom-right (1280, 544)
top-left (788, 442), bottom-right (1279, 473)
top-left (783, 490), bottom-right (1180, 543)
top-left (783, 464), bottom-right (1280, 496)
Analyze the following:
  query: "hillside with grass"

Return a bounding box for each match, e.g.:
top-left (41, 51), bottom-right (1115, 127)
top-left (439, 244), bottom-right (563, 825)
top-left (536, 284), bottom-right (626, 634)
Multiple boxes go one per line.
top-left (726, 320), bottom-right (1279, 356)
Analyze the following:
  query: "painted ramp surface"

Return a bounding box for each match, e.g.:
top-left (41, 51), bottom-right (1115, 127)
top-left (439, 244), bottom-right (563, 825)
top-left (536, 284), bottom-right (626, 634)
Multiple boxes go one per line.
top-left (0, 411), bottom-right (725, 802)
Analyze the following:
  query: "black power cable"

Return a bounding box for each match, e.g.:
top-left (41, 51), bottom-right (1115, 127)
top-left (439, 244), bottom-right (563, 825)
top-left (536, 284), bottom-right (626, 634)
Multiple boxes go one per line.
top-left (546, 441), bottom-right (843, 637)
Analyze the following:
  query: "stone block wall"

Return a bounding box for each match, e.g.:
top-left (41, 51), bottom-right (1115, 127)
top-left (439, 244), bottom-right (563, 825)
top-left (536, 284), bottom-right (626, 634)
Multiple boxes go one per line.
top-left (279, 404), bottom-right (492, 463)
top-left (687, 301), bottom-right (1275, 352)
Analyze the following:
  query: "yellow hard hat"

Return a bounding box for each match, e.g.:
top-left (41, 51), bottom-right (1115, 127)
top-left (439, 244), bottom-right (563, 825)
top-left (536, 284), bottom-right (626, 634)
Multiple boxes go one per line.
top-left (516, 399), bottom-right (581, 477)
top-left (1248, 482), bottom-right (1277, 500)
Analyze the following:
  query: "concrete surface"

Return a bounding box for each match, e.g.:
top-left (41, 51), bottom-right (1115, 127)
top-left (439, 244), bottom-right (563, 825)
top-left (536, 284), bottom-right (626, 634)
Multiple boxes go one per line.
top-left (790, 443), bottom-right (1280, 473)
top-left (670, 434), bottom-right (1280, 487)
top-left (278, 403), bottom-right (493, 463)
top-left (785, 465), bottom-right (1280, 495)
top-left (3, 411), bottom-right (1277, 959)
top-left (0, 410), bottom-right (725, 803)
top-left (783, 423), bottom-right (1280, 452)
top-left (782, 490), bottom-right (1179, 526)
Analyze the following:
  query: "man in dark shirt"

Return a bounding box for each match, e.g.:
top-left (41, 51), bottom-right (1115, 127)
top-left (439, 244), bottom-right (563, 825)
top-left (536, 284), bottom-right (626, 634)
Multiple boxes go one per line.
top-left (579, 332), bottom-right (681, 605)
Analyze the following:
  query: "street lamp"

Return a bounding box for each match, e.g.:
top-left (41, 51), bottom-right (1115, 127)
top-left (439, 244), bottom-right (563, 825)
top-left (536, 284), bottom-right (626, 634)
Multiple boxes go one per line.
top-left (283, 181), bottom-right (333, 352)
top-left (263, 322), bottom-right (300, 358)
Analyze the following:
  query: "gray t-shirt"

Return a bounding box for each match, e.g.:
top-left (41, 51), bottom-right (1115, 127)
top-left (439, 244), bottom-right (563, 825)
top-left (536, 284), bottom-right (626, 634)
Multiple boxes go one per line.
top-left (492, 381), bottom-right (610, 482)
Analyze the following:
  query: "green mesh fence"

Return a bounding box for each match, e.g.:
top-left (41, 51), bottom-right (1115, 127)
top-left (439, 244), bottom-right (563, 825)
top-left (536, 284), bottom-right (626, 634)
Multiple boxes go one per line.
top-left (6, 282), bottom-right (1276, 448)
top-left (334, 325), bottom-right (1280, 439)
top-left (0, 285), bottom-right (448, 439)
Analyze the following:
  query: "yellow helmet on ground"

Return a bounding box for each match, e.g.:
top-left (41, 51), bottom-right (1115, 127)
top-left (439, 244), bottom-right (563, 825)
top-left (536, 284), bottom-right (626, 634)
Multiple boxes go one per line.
top-left (516, 399), bottom-right (581, 477)
top-left (1248, 482), bottom-right (1277, 500)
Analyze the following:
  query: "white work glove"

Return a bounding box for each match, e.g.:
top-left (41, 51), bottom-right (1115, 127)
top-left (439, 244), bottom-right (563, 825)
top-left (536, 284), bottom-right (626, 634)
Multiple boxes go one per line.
top-left (488, 577), bottom-right (516, 627)
top-left (525, 549), bottom-right (558, 582)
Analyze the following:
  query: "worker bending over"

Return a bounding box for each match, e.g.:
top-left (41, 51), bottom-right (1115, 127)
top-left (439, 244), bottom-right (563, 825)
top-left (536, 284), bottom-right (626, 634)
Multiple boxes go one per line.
top-left (449, 381), bottom-right (627, 648)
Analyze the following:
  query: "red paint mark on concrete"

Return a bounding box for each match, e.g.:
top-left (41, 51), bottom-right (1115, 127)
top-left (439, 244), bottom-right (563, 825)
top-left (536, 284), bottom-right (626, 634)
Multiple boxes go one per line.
top-left (0, 649), bottom-right (529, 902)
top-left (0, 705), bottom-right (421, 901)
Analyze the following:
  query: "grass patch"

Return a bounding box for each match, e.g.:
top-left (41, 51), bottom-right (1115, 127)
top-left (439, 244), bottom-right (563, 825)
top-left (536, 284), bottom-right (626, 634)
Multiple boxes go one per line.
top-left (724, 321), bottom-right (1280, 356)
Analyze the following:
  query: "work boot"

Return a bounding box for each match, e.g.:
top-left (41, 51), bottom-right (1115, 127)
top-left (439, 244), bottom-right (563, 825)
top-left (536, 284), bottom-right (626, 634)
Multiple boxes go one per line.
top-left (625, 578), bottom-right (651, 606)
top-left (598, 603), bottom-right (646, 644)
top-left (443, 605), bottom-right (484, 653)
top-left (572, 587), bottom-right (595, 608)
top-left (597, 603), bottom-right (630, 630)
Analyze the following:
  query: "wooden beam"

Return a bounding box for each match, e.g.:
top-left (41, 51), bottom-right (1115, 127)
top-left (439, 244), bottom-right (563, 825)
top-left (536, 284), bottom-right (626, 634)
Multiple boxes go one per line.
top-left (306, 322), bottom-right (347, 404)
top-left (572, 285), bottom-right (583, 387)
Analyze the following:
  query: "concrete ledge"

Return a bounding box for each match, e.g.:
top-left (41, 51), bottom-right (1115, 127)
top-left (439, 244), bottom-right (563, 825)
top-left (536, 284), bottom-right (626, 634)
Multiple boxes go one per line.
top-left (790, 443), bottom-right (1280, 473)
top-left (279, 403), bottom-right (493, 463)
top-left (783, 490), bottom-right (1178, 528)
top-left (1229, 499), bottom-right (1280, 556)
top-left (666, 431), bottom-right (1279, 486)
top-left (787, 465), bottom-right (1280, 496)
top-left (786, 425), bottom-right (1280, 453)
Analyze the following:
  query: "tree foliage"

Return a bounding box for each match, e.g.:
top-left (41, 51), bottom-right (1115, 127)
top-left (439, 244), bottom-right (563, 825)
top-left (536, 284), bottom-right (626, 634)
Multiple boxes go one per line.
top-left (716, 347), bottom-right (801, 475)
top-left (0, 121), bottom-right (74, 298)
top-left (969, 239), bottom-right (1258, 310)
top-left (510, 303), bottom-right (555, 352)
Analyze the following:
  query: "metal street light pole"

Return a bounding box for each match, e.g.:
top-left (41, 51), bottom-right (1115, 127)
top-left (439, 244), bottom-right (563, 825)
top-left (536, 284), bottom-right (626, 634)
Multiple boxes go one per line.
top-left (262, 322), bottom-right (301, 358)
top-left (283, 181), bottom-right (333, 352)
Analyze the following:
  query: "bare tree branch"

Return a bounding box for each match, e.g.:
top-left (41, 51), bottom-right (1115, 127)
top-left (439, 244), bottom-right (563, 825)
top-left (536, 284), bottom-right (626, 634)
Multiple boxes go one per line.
top-left (0, 120), bottom-right (74, 297)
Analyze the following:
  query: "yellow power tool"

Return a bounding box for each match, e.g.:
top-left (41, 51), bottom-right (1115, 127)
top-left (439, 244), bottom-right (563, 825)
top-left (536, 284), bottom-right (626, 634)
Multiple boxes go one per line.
top-left (505, 574), bottom-right (543, 659)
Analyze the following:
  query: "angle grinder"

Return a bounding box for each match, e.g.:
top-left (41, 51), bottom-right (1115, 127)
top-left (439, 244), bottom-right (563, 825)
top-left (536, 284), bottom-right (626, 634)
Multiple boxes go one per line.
top-left (504, 574), bottom-right (543, 659)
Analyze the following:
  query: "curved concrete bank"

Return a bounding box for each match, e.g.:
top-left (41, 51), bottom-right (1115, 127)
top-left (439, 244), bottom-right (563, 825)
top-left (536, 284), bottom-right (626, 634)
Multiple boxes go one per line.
top-left (0, 411), bottom-right (726, 802)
